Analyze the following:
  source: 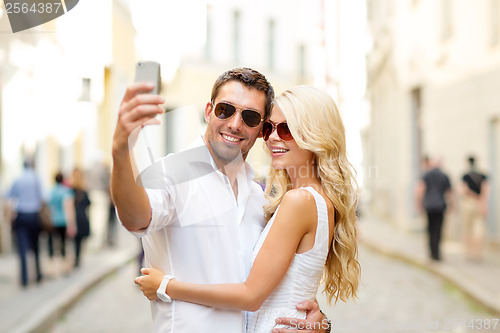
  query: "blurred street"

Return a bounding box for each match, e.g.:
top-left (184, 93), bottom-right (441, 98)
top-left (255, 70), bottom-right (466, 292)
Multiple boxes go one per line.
top-left (1, 216), bottom-right (498, 333)
top-left (323, 224), bottom-right (500, 333)
top-left (48, 220), bottom-right (499, 333)
top-left (0, 226), bottom-right (141, 333)
top-left (50, 261), bottom-right (152, 333)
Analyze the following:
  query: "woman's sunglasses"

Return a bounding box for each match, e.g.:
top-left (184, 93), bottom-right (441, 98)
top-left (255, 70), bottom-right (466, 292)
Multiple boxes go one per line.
top-left (212, 102), bottom-right (263, 128)
top-left (262, 121), bottom-right (293, 141)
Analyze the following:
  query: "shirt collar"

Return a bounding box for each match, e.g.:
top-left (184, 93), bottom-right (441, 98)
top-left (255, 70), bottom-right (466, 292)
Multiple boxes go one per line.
top-left (191, 135), bottom-right (256, 183)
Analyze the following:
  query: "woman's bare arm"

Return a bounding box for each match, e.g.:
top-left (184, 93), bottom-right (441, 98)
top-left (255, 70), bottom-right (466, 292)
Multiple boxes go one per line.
top-left (135, 189), bottom-right (317, 311)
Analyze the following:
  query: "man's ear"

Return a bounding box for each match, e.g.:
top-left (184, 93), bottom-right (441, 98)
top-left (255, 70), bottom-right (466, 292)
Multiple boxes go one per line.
top-left (204, 102), bottom-right (213, 124)
top-left (258, 127), bottom-right (263, 138)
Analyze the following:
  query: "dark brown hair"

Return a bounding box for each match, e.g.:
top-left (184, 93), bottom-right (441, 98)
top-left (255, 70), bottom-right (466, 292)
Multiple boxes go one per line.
top-left (210, 67), bottom-right (274, 120)
top-left (55, 172), bottom-right (64, 184)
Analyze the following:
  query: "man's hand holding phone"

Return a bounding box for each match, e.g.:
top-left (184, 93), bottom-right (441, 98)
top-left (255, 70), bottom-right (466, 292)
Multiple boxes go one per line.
top-left (113, 61), bottom-right (164, 157)
top-left (112, 82), bottom-right (164, 156)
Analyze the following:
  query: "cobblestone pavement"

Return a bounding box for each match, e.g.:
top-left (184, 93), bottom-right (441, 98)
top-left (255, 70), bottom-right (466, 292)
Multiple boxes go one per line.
top-left (48, 262), bottom-right (153, 333)
top-left (319, 245), bottom-right (499, 333)
top-left (49, 244), bottom-right (499, 333)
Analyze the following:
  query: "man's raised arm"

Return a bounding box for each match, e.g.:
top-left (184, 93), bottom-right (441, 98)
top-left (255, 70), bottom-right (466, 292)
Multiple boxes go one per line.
top-left (111, 82), bottom-right (164, 232)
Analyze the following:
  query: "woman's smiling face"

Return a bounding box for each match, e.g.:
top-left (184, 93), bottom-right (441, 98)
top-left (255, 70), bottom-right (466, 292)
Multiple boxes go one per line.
top-left (265, 106), bottom-right (315, 173)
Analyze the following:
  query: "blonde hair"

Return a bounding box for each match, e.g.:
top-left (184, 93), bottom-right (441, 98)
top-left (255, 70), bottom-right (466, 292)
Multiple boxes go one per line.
top-left (264, 85), bottom-right (360, 303)
top-left (71, 168), bottom-right (86, 191)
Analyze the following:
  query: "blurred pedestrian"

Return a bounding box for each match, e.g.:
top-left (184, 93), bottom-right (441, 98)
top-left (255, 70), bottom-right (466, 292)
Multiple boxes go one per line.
top-left (47, 172), bottom-right (76, 276)
top-left (6, 158), bottom-right (44, 287)
top-left (86, 156), bottom-right (111, 250)
top-left (420, 155), bottom-right (431, 174)
top-left (106, 193), bottom-right (117, 247)
top-left (1, 178), bottom-right (9, 252)
top-left (71, 168), bottom-right (91, 268)
top-left (416, 157), bottom-right (453, 261)
top-left (461, 155), bottom-right (489, 261)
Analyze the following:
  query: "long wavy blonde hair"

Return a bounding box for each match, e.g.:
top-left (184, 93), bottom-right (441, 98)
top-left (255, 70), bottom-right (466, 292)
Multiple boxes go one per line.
top-left (263, 85), bottom-right (360, 303)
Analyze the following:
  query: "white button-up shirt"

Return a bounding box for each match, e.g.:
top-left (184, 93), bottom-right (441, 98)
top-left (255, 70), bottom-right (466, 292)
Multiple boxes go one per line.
top-left (128, 136), bottom-right (266, 333)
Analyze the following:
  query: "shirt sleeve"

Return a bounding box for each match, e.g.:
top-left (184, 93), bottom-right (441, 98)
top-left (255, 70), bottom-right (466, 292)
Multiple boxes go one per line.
top-left (126, 187), bottom-right (176, 238)
top-left (122, 153), bottom-right (191, 237)
top-left (7, 182), bottom-right (17, 199)
top-left (66, 188), bottom-right (75, 199)
top-left (421, 172), bottom-right (429, 185)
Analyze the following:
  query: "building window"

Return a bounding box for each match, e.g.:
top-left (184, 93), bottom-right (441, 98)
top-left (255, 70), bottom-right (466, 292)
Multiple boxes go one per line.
top-left (410, 87), bottom-right (423, 175)
top-left (205, 5), bottom-right (213, 60)
top-left (268, 19), bottom-right (275, 71)
top-left (441, 0), bottom-right (452, 41)
top-left (488, 117), bottom-right (499, 235)
top-left (491, 0), bottom-right (499, 45)
top-left (79, 78), bottom-right (91, 101)
top-left (298, 44), bottom-right (306, 78)
top-left (233, 10), bottom-right (241, 64)
top-left (366, 0), bottom-right (373, 21)
top-left (410, 87), bottom-right (424, 215)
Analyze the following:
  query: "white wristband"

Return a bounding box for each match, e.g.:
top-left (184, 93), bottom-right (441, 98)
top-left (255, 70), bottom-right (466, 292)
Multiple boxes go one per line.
top-left (156, 274), bottom-right (175, 303)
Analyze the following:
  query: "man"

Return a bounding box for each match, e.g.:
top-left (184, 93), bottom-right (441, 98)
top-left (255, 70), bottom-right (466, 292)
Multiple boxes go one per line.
top-left (461, 155), bottom-right (489, 261)
top-left (111, 68), bottom-right (329, 333)
top-left (416, 157), bottom-right (452, 261)
top-left (7, 159), bottom-right (44, 287)
top-left (86, 157), bottom-right (111, 250)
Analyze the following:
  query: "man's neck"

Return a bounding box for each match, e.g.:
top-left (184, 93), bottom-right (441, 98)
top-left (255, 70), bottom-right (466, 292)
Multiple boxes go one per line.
top-left (221, 159), bottom-right (245, 198)
top-left (203, 137), bottom-right (246, 197)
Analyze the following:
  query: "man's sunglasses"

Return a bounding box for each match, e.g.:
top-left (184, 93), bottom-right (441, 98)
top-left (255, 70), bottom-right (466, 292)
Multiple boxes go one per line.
top-left (212, 102), bottom-right (264, 128)
top-left (262, 121), bottom-right (293, 141)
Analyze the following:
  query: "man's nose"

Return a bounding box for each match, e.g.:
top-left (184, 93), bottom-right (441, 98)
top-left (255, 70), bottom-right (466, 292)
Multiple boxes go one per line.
top-left (227, 110), bottom-right (244, 132)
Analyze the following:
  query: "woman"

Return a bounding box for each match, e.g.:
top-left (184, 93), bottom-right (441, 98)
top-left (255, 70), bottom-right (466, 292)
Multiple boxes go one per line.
top-left (135, 85), bottom-right (360, 331)
top-left (47, 172), bottom-right (75, 276)
top-left (71, 168), bottom-right (91, 268)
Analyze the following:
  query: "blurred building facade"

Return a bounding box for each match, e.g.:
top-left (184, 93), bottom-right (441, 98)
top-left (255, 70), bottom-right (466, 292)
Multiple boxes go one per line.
top-left (166, 0), bottom-right (322, 176)
top-left (0, 0), bottom-right (363, 253)
top-left (0, 0), bottom-right (137, 252)
top-left (132, 0), bottom-right (351, 179)
top-left (364, 0), bottom-right (500, 244)
top-left (0, 0), bottom-right (136, 184)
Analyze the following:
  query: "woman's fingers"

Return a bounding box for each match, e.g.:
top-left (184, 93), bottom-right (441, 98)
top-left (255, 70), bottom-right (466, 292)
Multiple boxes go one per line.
top-left (134, 267), bottom-right (163, 302)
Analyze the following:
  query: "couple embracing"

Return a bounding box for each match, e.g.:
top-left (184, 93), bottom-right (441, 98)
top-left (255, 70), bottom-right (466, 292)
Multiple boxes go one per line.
top-left (111, 68), bottom-right (360, 333)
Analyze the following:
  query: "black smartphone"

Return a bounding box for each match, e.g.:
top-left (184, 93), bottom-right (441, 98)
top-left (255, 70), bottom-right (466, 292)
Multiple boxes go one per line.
top-left (134, 61), bottom-right (161, 95)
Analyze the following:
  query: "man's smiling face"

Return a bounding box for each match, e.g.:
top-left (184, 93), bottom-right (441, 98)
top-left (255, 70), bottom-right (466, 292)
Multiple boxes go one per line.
top-left (204, 80), bottom-right (266, 166)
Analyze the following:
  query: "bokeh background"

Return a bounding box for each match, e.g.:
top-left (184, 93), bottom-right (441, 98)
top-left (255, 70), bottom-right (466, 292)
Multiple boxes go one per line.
top-left (0, 0), bottom-right (499, 332)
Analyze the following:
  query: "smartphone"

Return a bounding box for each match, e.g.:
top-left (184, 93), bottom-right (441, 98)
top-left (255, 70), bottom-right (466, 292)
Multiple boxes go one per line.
top-left (134, 61), bottom-right (161, 95)
top-left (134, 61), bottom-right (162, 164)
